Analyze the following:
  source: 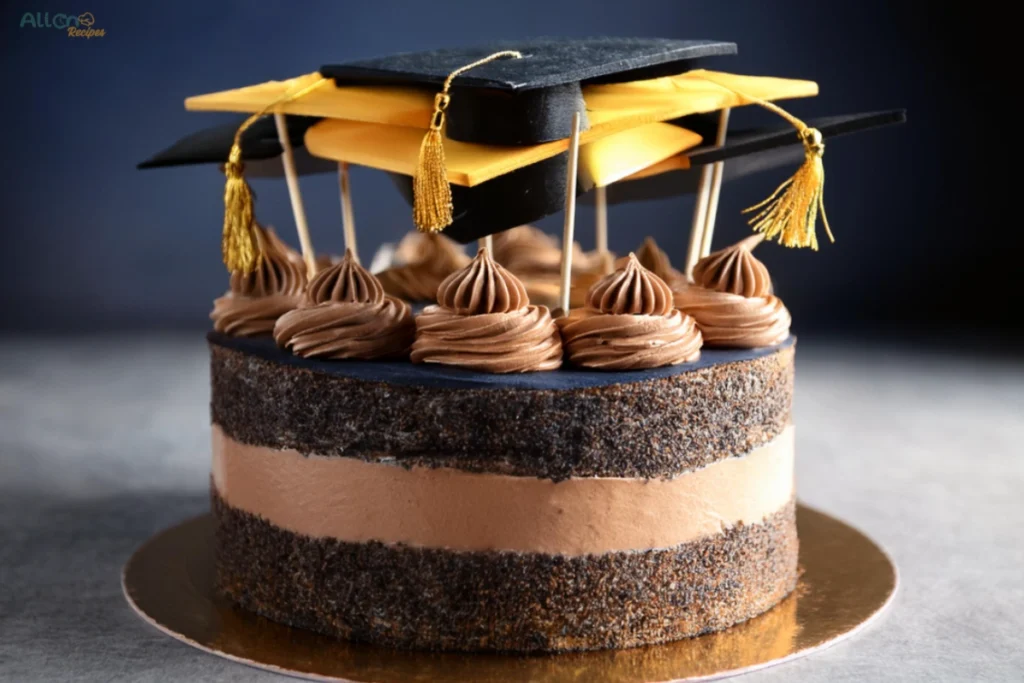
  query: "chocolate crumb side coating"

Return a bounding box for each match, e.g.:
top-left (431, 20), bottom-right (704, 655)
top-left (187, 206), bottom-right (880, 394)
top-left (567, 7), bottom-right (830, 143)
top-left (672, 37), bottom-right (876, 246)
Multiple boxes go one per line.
top-left (213, 491), bottom-right (798, 653)
top-left (209, 342), bottom-right (793, 480)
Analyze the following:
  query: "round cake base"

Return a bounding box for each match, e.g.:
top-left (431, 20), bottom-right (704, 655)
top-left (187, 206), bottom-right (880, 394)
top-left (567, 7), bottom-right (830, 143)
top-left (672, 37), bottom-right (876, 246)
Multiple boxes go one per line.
top-left (122, 505), bottom-right (896, 682)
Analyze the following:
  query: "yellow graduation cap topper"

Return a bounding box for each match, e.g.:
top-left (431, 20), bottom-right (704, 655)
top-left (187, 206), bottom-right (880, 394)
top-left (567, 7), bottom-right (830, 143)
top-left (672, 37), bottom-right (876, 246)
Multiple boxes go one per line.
top-left (412, 50), bottom-right (523, 234)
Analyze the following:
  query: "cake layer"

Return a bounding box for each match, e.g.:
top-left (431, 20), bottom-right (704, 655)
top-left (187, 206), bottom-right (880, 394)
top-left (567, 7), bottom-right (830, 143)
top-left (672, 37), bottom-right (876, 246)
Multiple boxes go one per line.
top-left (209, 334), bottom-right (794, 479)
top-left (213, 493), bottom-right (798, 652)
top-left (212, 425), bottom-right (793, 554)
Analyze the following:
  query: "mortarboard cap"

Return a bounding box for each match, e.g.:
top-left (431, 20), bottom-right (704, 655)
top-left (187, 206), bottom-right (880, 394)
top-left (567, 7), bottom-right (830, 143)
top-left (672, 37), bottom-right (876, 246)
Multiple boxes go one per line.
top-left (317, 38), bottom-right (737, 145)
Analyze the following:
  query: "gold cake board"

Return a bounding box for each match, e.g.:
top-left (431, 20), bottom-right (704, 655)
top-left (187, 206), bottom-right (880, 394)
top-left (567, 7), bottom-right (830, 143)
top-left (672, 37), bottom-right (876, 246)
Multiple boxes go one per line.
top-left (122, 505), bottom-right (897, 682)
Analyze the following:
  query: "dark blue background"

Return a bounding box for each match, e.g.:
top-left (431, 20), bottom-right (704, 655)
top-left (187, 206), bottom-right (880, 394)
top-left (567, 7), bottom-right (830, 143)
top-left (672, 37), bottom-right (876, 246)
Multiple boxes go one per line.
top-left (0, 1), bottom-right (1003, 344)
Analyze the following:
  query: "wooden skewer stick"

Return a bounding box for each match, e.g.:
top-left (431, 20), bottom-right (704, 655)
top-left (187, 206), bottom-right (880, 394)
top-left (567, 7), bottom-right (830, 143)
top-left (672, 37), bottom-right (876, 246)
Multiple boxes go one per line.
top-left (559, 112), bottom-right (583, 314)
top-left (478, 234), bottom-right (493, 254)
top-left (685, 167), bottom-right (713, 278)
top-left (273, 113), bottom-right (318, 277)
top-left (595, 185), bottom-right (610, 273)
top-left (338, 162), bottom-right (359, 264)
top-left (685, 108), bottom-right (731, 277)
top-left (699, 107), bottom-right (731, 259)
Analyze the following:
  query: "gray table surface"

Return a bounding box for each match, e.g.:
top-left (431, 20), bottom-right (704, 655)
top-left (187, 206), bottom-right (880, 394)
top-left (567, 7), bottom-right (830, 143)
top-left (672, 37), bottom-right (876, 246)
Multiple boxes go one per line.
top-left (2, 335), bottom-right (1022, 682)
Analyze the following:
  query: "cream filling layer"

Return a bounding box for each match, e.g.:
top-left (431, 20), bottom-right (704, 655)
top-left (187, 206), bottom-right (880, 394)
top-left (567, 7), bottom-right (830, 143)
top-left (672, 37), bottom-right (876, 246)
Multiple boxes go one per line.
top-left (212, 425), bottom-right (794, 556)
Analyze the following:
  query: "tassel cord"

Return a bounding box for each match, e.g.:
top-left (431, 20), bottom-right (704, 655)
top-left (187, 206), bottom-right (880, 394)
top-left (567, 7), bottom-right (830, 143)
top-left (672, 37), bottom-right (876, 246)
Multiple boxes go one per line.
top-left (412, 51), bottom-right (523, 233)
top-left (222, 75), bottom-right (330, 273)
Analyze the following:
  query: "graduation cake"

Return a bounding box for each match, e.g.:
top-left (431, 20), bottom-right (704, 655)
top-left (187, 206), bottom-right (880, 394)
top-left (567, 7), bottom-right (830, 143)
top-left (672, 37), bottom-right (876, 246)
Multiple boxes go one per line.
top-left (142, 37), bottom-right (904, 653)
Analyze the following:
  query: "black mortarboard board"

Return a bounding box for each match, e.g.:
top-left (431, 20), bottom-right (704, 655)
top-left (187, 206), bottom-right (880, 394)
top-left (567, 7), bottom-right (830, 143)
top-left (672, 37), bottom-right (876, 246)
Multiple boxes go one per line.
top-left (137, 114), bottom-right (336, 178)
top-left (319, 37), bottom-right (737, 146)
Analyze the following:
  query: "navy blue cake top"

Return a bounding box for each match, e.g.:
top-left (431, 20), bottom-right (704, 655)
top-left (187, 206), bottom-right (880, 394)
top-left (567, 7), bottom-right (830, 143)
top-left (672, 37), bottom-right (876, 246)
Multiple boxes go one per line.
top-left (208, 331), bottom-right (794, 391)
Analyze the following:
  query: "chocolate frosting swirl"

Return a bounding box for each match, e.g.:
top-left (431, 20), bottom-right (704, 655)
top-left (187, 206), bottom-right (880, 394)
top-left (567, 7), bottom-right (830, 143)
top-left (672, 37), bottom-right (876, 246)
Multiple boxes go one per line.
top-left (393, 231), bottom-right (469, 271)
top-left (231, 227), bottom-right (305, 298)
top-left (558, 254), bottom-right (703, 370)
top-left (493, 225), bottom-right (598, 275)
top-left (675, 236), bottom-right (791, 348)
top-left (436, 248), bottom-right (529, 314)
top-left (306, 249), bottom-right (384, 305)
top-left (274, 251), bottom-right (414, 360)
top-left (491, 226), bottom-right (610, 312)
top-left (616, 237), bottom-right (685, 286)
top-left (692, 234), bottom-right (771, 297)
top-left (379, 233), bottom-right (470, 302)
top-left (210, 227), bottom-right (305, 337)
top-left (411, 249), bottom-right (563, 373)
top-left (588, 253), bottom-right (675, 316)
top-left (376, 266), bottom-right (443, 303)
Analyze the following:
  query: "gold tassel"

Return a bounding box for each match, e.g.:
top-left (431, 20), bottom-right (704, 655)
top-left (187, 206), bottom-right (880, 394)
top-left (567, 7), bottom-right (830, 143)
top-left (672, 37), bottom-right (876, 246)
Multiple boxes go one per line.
top-left (220, 74), bottom-right (330, 273)
top-left (222, 144), bottom-right (259, 274)
top-left (412, 50), bottom-right (523, 233)
top-left (693, 72), bottom-right (834, 250)
top-left (413, 94), bottom-right (454, 233)
top-left (744, 127), bottom-right (833, 250)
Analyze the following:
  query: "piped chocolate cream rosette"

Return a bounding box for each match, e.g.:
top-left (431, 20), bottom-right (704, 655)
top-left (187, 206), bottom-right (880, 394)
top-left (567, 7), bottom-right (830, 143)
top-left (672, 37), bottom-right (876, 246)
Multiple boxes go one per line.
top-left (210, 226), bottom-right (305, 337)
top-left (558, 254), bottom-right (703, 370)
top-left (377, 232), bottom-right (470, 303)
top-left (493, 225), bottom-right (596, 274)
top-left (411, 248), bottom-right (563, 373)
top-left (274, 250), bottom-right (414, 360)
top-left (675, 234), bottom-right (792, 348)
top-left (493, 225), bottom-right (607, 309)
top-left (615, 236), bottom-right (687, 288)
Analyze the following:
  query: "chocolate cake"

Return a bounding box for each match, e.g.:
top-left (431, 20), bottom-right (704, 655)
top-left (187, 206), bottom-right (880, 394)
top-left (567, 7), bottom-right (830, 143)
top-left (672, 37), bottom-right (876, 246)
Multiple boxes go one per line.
top-left (210, 332), bottom-right (797, 652)
top-left (205, 242), bottom-right (798, 652)
top-left (136, 34), bottom-right (902, 657)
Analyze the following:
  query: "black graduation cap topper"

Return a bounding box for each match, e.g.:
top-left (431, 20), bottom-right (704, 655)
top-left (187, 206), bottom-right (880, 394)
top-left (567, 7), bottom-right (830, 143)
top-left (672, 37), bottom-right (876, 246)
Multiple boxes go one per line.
top-left (321, 38), bottom-right (738, 234)
top-left (320, 38), bottom-right (738, 146)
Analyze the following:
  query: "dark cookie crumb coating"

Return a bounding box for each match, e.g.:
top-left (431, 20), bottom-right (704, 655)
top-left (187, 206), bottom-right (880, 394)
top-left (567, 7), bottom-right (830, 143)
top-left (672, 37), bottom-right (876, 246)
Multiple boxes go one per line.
top-left (213, 492), bottom-right (798, 653)
top-left (209, 342), bottom-right (793, 480)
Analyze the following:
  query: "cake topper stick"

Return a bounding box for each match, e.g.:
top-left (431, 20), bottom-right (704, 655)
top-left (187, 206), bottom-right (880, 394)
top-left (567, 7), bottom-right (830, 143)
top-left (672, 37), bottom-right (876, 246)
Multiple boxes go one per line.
top-left (700, 107), bottom-right (731, 258)
top-left (686, 166), bottom-right (715, 278)
top-left (559, 112), bottom-right (583, 314)
top-left (273, 112), bottom-right (318, 277)
top-left (595, 186), bottom-right (611, 274)
top-left (478, 235), bottom-right (494, 255)
top-left (413, 50), bottom-right (523, 234)
top-left (338, 162), bottom-right (359, 265)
